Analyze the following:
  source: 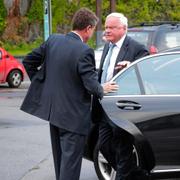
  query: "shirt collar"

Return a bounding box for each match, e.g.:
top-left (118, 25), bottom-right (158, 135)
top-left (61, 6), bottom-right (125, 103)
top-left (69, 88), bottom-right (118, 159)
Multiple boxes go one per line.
top-left (114, 34), bottom-right (126, 49)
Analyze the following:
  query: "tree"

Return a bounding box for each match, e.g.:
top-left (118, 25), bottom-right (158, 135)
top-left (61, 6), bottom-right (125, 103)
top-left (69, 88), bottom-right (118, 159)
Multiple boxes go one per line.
top-left (0, 0), bottom-right (179, 50)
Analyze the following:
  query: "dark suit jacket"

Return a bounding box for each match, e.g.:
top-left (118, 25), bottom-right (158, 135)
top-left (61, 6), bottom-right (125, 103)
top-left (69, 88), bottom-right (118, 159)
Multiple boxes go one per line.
top-left (92, 35), bottom-right (149, 123)
top-left (21, 32), bottom-right (103, 135)
top-left (98, 35), bottom-right (149, 81)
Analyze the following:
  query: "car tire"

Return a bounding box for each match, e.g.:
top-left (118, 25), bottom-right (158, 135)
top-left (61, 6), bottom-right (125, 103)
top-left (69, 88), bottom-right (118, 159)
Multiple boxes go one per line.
top-left (93, 142), bottom-right (140, 180)
top-left (7, 70), bottom-right (22, 88)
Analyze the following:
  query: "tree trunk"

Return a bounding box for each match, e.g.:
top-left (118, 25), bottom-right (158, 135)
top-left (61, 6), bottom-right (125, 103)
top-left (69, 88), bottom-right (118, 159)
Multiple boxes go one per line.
top-left (2, 0), bottom-right (39, 43)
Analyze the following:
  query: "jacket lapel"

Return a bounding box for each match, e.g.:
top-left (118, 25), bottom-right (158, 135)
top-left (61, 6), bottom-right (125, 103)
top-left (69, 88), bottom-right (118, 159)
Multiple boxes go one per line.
top-left (116, 36), bottom-right (129, 63)
top-left (113, 36), bottom-right (129, 75)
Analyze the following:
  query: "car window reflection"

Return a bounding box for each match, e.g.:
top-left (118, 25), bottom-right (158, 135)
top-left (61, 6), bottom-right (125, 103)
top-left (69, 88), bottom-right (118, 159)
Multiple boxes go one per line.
top-left (106, 53), bottom-right (180, 96)
top-left (138, 54), bottom-right (180, 95)
top-left (106, 66), bottom-right (141, 96)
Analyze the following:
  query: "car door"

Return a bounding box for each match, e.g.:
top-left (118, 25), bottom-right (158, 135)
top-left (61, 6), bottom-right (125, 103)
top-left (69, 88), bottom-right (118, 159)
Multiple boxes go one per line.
top-left (101, 53), bottom-right (180, 168)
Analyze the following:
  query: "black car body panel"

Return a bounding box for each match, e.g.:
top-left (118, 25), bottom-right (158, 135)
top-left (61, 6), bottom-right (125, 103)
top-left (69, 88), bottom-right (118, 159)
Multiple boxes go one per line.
top-left (84, 52), bottom-right (180, 179)
top-left (101, 95), bottom-right (180, 169)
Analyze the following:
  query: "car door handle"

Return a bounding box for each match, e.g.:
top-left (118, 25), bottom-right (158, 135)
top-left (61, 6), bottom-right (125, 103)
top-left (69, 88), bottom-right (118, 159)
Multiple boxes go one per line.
top-left (116, 100), bottom-right (141, 110)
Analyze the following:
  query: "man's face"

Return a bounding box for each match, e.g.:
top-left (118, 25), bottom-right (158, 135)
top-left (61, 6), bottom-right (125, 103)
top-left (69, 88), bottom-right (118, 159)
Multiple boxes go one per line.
top-left (104, 16), bottom-right (127, 43)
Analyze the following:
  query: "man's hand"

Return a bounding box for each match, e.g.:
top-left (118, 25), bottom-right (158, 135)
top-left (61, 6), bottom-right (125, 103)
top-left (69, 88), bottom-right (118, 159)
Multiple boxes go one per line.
top-left (115, 60), bottom-right (130, 71)
top-left (102, 81), bottom-right (119, 94)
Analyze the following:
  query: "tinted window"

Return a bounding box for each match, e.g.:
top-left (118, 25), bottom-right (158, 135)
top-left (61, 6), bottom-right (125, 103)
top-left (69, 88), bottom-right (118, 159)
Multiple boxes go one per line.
top-left (128, 31), bottom-right (149, 47)
top-left (0, 51), bottom-right (2, 60)
top-left (156, 31), bottom-right (180, 51)
top-left (138, 54), bottom-right (180, 94)
top-left (107, 66), bottom-right (141, 96)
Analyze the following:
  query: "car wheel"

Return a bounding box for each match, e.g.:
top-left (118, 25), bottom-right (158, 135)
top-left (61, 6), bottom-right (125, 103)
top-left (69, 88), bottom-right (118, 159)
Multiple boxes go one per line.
top-left (93, 143), bottom-right (140, 180)
top-left (7, 70), bottom-right (22, 88)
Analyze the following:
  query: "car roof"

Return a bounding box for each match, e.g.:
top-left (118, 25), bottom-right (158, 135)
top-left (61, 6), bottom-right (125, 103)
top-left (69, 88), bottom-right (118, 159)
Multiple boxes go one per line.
top-left (128, 22), bottom-right (180, 31)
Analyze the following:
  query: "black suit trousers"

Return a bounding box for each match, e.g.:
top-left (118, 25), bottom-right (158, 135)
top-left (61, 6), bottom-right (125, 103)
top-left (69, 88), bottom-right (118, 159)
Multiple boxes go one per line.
top-left (50, 124), bottom-right (86, 180)
top-left (99, 122), bottom-right (150, 180)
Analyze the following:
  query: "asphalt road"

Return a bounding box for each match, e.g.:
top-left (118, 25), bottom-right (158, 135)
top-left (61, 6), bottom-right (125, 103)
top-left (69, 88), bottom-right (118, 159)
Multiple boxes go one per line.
top-left (1, 80), bottom-right (178, 180)
top-left (0, 82), bottom-right (98, 180)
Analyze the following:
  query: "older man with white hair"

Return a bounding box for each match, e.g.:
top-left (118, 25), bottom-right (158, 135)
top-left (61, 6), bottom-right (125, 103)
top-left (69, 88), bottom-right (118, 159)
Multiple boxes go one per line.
top-left (93, 12), bottom-right (150, 180)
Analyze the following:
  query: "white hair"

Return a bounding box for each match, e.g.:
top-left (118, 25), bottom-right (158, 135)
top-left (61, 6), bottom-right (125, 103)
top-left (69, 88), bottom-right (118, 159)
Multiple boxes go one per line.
top-left (106, 12), bottom-right (128, 27)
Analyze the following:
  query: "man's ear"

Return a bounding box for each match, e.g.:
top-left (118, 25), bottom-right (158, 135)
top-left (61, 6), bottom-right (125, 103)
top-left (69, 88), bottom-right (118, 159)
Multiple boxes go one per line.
top-left (123, 26), bottom-right (127, 31)
top-left (86, 25), bottom-right (92, 31)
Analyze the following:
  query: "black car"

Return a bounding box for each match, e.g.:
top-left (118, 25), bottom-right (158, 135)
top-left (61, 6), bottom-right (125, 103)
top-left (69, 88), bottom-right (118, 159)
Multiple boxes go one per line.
top-left (84, 52), bottom-right (180, 180)
top-left (128, 22), bottom-right (180, 54)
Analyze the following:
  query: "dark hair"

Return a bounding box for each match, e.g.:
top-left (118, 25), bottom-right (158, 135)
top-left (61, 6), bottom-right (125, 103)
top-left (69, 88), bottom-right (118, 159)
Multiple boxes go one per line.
top-left (72, 8), bottom-right (99, 30)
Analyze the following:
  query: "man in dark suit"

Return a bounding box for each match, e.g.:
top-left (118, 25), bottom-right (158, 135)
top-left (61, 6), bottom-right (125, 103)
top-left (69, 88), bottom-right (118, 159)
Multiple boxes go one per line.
top-left (21, 8), bottom-right (118, 180)
top-left (95, 12), bottom-right (150, 180)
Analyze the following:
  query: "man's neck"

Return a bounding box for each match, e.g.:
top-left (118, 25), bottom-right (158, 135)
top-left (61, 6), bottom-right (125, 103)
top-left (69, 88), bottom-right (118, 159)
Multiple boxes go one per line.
top-left (72, 31), bottom-right (84, 42)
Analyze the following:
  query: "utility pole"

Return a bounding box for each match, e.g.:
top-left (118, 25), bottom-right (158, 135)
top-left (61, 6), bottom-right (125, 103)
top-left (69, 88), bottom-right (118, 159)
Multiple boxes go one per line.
top-left (43, 0), bottom-right (52, 41)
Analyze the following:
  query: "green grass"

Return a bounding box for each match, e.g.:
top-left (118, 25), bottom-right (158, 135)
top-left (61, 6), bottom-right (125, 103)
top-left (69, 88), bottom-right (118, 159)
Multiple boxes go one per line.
top-left (2, 36), bottom-right (97, 56)
top-left (8, 48), bottom-right (33, 56)
top-left (3, 37), bottom-right (43, 56)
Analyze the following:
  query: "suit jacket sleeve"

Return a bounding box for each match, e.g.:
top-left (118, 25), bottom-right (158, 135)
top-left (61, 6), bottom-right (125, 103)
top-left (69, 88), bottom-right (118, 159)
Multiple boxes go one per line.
top-left (78, 48), bottom-right (104, 99)
top-left (134, 42), bottom-right (149, 60)
top-left (23, 40), bottom-right (48, 81)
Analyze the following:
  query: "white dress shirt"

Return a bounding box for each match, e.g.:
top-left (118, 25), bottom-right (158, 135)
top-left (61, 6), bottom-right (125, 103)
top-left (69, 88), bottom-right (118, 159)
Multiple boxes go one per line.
top-left (106, 35), bottom-right (126, 81)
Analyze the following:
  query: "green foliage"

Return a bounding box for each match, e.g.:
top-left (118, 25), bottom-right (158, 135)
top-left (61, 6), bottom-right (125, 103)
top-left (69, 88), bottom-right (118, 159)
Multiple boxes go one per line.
top-left (1, 0), bottom-right (180, 53)
top-left (116, 0), bottom-right (180, 25)
top-left (27, 0), bottom-right (43, 23)
top-left (0, 0), bottom-right (7, 34)
top-left (51, 0), bottom-right (70, 33)
top-left (0, 17), bottom-right (6, 34)
top-left (51, 0), bottom-right (96, 33)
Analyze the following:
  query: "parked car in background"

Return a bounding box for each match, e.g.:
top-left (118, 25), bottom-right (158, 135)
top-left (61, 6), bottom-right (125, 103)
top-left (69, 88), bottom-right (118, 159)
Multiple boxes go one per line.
top-left (94, 22), bottom-right (180, 68)
top-left (128, 22), bottom-right (180, 54)
top-left (84, 51), bottom-right (180, 180)
top-left (0, 47), bottom-right (26, 88)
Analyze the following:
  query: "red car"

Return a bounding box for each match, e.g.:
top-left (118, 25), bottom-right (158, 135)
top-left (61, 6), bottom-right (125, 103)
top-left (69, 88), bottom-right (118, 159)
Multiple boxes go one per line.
top-left (0, 47), bottom-right (26, 88)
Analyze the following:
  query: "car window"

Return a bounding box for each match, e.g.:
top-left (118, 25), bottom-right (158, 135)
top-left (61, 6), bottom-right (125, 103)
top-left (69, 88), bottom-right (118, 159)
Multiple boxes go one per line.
top-left (138, 54), bottom-right (180, 94)
top-left (155, 31), bottom-right (180, 51)
top-left (128, 31), bottom-right (150, 47)
top-left (106, 66), bottom-right (141, 96)
top-left (0, 51), bottom-right (2, 60)
top-left (106, 53), bottom-right (180, 96)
